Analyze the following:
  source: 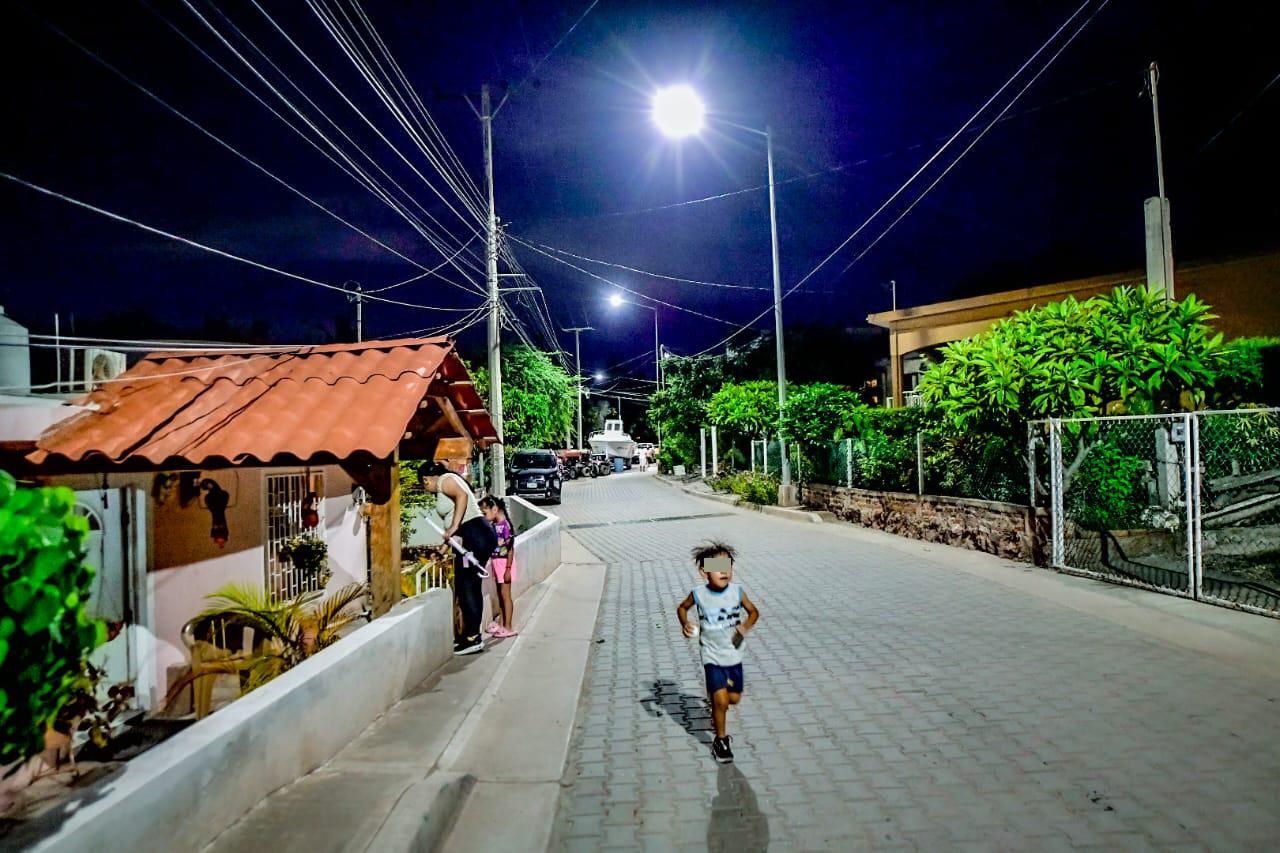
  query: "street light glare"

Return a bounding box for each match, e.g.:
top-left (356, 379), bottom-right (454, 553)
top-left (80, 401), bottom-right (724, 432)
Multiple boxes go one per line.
top-left (594, 372), bottom-right (605, 381)
top-left (609, 293), bottom-right (625, 307)
top-left (652, 85), bottom-right (705, 138)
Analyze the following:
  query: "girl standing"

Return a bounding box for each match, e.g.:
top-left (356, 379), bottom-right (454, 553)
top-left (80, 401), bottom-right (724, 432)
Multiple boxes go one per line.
top-left (480, 496), bottom-right (517, 637)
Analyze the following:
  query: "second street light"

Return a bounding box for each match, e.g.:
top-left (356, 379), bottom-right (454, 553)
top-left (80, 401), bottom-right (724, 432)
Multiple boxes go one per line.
top-left (650, 85), bottom-right (795, 505)
top-left (608, 293), bottom-right (663, 447)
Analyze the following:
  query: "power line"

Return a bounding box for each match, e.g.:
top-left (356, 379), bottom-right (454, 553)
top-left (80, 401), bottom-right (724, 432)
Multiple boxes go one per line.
top-left (496, 0), bottom-right (601, 112)
top-left (0, 171), bottom-right (481, 312)
top-left (144, 1), bottom-right (488, 294)
top-left (518, 238), bottom-right (770, 290)
top-left (33, 13), bottom-right (479, 297)
top-left (508, 235), bottom-right (750, 327)
top-left (687, 0), bottom-right (1110, 357)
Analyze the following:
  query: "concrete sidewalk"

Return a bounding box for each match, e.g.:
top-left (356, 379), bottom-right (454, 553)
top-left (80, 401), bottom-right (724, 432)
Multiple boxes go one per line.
top-left (206, 533), bottom-right (605, 853)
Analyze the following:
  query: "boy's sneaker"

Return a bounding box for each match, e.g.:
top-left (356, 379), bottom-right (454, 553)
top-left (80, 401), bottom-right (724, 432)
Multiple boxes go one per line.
top-left (453, 636), bottom-right (484, 656)
top-left (712, 736), bottom-right (734, 764)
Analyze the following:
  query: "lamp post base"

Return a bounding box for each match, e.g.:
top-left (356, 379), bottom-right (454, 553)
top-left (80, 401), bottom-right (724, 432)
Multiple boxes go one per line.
top-left (777, 483), bottom-right (799, 508)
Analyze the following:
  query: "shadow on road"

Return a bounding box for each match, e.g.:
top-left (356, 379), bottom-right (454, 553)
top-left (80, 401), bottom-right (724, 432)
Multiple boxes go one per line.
top-left (640, 679), bottom-right (713, 746)
top-left (709, 764), bottom-right (770, 852)
top-left (640, 680), bottom-right (771, 850)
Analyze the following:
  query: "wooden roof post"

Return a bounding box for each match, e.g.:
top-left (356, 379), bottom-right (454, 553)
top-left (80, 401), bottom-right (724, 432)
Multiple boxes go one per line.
top-left (367, 451), bottom-right (401, 618)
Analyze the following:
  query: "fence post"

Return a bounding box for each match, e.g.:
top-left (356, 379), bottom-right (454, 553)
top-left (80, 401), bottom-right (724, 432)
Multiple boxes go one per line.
top-left (763, 437), bottom-right (769, 477)
top-left (1026, 421), bottom-right (1036, 509)
top-left (1049, 418), bottom-right (1064, 567)
top-left (1190, 413), bottom-right (1204, 601)
top-left (750, 440), bottom-right (756, 474)
top-left (1181, 413), bottom-right (1198, 600)
top-left (845, 438), bottom-right (853, 489)
top-left (711, 427), bottom-right (719, 477)
top-left (915, 430), bottom-right (924, 495)
top-left (700, 428), bottom-right (707, 479)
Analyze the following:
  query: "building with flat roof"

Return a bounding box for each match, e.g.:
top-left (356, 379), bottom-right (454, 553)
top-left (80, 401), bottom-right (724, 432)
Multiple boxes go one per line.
top-left (868, 252), bottom-right (1280, 407)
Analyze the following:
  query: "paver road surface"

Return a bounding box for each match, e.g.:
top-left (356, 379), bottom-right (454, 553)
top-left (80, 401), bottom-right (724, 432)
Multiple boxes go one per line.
top-left (551, 471), bottom-right (1280, 851)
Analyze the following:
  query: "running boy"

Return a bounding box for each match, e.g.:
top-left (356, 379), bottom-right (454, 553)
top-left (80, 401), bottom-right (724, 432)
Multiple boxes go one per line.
top-left (676, 542), bottom-right (760, 764)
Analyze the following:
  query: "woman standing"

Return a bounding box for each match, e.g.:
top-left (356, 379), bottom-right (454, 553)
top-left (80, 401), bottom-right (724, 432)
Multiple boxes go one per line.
top-left (419, 463), bottom-right (496, 656)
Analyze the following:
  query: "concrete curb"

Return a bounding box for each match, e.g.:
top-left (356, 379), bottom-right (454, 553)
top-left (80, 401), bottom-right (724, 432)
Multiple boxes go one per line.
top-left (366, 772), bottom-right (475, 852)
top-left (654, 475), bottom-right (826, 524)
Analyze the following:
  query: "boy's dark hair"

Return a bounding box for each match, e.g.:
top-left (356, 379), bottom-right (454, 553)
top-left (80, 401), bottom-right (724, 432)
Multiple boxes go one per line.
top-left (691, 541), bottom-right (737, 567)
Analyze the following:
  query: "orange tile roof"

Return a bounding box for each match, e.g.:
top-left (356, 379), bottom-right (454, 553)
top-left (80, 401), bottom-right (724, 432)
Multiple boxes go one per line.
top-left (28, 338), bottom-right (498, 470)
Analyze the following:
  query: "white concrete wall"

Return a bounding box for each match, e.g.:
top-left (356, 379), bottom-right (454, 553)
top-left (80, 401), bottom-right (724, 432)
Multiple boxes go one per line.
top-left (505, 497), bottom-right (562, 599)
top-left (147, 464), bottom-right (366, 697)
top-left (12, 589), bottom-right (454, 853)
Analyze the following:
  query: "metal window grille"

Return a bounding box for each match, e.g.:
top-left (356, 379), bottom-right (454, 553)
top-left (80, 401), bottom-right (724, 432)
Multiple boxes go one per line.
top-left (265, 471), bottom-right (326, 602)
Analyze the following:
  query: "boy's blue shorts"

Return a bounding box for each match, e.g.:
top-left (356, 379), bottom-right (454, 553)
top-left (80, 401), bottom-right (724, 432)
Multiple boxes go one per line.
top-left (704, 663), bottom-right (744, 696)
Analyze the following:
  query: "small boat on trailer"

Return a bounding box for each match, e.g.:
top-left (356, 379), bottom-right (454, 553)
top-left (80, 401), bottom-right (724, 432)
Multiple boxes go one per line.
top-left (588, 419), bottom-right (637, 469)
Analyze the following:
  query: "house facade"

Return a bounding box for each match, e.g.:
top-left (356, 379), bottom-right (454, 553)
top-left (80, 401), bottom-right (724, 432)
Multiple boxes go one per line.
top-left (868, 251), bottom-right (1280, 407)
top-left (17, 338), bottom-right (497, 710)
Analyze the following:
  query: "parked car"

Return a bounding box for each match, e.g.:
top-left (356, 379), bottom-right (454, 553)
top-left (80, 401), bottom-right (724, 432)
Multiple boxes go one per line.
top-left (507, 449), bottom-right (562, 504)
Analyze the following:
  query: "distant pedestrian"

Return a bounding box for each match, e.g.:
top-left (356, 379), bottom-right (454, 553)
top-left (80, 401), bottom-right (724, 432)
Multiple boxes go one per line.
top-left (420, 462), bottom-right (496, 656)
top-left (676, 541), bottom-right (760, 763)
top-left (480, 495), bottom-right (517, 638)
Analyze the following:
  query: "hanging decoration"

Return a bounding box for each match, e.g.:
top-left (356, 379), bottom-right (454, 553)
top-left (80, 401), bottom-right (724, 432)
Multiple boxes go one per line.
top-left (201, 479), bottom-right (230, 547)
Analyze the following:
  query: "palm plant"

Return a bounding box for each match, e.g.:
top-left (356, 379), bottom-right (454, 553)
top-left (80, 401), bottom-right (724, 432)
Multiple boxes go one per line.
top-left (164, 582), bottom-right (366, 708)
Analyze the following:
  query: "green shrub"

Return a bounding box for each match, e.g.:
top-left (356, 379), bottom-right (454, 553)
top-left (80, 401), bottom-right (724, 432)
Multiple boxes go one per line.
top-left (1, 470), bottom-right (105, 767)
top-left (710, 472), bottom-right (779, 505)
top-left (1066, 442), bottom-right (1149, 531)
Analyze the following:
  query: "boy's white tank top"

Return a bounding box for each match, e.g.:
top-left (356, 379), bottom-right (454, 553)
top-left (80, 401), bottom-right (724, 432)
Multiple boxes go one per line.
top-left (692, 582), bottom-right (743, 667)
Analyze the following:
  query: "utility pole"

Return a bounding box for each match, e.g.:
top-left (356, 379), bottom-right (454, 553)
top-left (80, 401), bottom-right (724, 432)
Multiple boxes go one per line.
top-left (345, 281), bottom-right (364, 342)
top-left (481, 84), bottom-right (505, 495)
top-left (890, 279), bottom-right (897, 311)
top-left (766, 126), bottom-right (795, 506)
top-left (564, 326), bottom-right (592, 449)
top-left (1144, 61), bottom-right (1175, 302)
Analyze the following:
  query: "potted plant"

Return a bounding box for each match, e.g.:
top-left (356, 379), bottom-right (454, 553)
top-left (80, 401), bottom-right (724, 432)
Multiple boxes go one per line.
top-left (278, 535), bottom-right (330, 588)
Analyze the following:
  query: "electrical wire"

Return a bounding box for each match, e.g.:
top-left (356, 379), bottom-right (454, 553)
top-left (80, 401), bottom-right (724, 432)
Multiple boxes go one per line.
top-left (0, 351), bottom-right (282, 394)
top-left (147, 1), bottom-right (488, 293)
top-left (517, 238), bottom-right (769, 290)
top-left (304, 0), bottom-right (490, 224)
top-left (685, 0), bottom-right (1109, 357)
top-left (496, 0), bottom-right (600, 112)
top-left (34, 13), bottom-right (478, 296)
top-left (508, 235), bottom-right (748, 327)
top-left (0, 171), bottom-right (481, 312)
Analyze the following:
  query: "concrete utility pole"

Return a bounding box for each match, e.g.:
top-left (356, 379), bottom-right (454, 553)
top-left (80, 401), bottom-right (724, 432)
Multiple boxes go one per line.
top-left (345, 281), bottom-right (364, 342)
top-left (1144, 62), bottom-right (1175, 302)
top-left (481, 84), bottom-right (505, 495)
top-left (766, 126), bottom-right (795, 506)
top-left (564, 326), bottom-right (592, 449)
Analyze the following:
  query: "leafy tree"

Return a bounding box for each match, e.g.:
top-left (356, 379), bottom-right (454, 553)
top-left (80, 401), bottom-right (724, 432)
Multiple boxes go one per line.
top-left (918, 287), bottom-right (1227, 432)
top-left (781, 383), bottom-right (863, 448)
top-left (1, 470), bottom-right (105, 767)
top-left (473, 344), bottom-right (575, 451)
top-left (649, 354), bottom-right (727, 470)
top-left (707, 381), bottom-right (780, 437)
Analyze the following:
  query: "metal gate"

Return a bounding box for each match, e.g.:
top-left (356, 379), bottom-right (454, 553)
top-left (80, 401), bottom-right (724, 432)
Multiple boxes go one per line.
top-left (1039, 409), bottom-right (1280, 617)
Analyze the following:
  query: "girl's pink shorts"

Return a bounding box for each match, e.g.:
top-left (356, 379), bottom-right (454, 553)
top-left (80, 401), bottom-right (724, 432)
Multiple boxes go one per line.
top-left (491, 557), bottom-right (516, 584)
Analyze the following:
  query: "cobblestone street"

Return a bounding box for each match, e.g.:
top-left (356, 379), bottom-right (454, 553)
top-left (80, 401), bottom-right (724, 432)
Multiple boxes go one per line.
top-left (551, 472), bottom-right (1280, 851)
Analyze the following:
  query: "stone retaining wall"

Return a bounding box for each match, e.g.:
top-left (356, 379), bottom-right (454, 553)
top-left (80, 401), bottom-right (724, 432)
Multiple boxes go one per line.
top-left (804, 483), bottom-right (1047, 563)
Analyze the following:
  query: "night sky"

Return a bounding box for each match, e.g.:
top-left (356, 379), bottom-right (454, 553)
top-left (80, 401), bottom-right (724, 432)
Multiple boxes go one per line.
top-left (2, 0), bottom-right (1277, 389)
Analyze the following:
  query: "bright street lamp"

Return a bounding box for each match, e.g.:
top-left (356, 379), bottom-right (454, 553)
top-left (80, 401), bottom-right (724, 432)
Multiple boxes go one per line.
top-left (652, 85), bottom-right (705, 138)
top-left (594, 372), bottom-right (605, 381)
top-left (608, 292), bottom-right (625, 308)
top-left (650, 85), bottom-right (794, 504)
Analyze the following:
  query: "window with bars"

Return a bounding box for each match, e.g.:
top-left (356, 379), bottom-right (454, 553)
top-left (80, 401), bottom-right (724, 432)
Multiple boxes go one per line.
top-left (264, 471), bottom-right (326, 602)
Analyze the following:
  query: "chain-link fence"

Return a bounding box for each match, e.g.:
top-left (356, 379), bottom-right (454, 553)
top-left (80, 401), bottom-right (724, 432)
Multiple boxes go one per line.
top-left (788, 433), bottom-right (1027, 503)
top-left (1039, 409), bottom-right (1280, 616)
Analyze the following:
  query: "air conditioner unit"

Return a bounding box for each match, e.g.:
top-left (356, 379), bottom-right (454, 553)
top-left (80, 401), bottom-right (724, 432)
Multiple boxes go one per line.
top-left (79, 348), bottom-right (127, 392)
